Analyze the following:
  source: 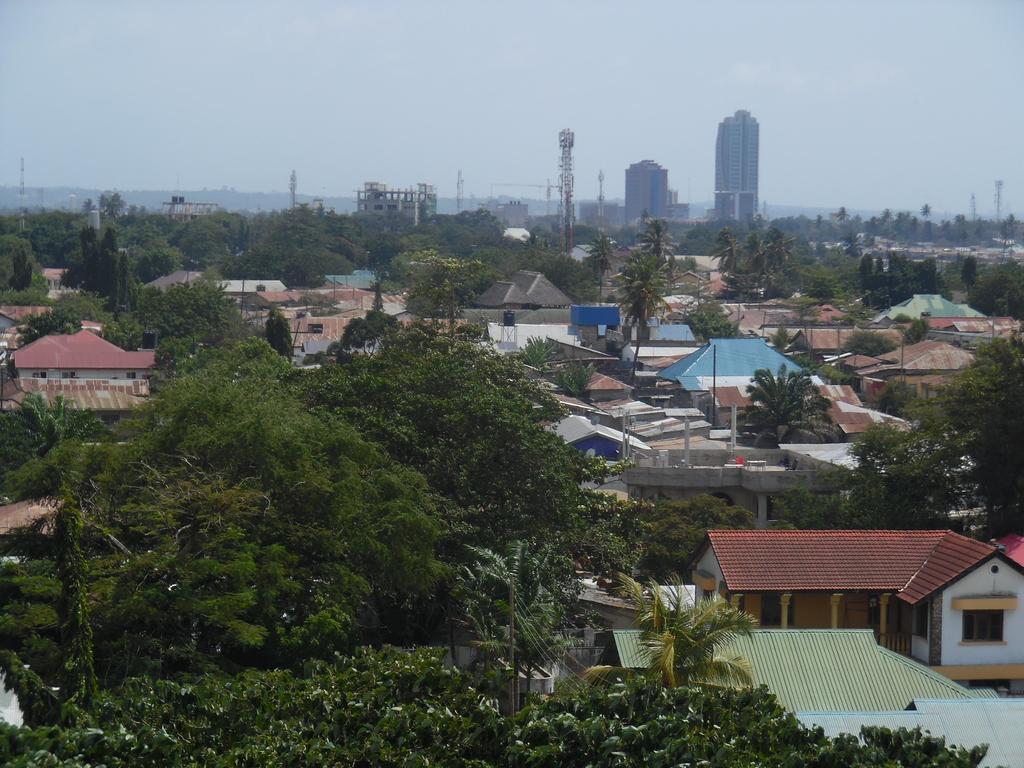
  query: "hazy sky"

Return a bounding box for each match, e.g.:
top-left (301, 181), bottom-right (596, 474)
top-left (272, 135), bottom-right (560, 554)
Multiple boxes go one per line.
top-left (2, 0), bottom-right (1021, 214)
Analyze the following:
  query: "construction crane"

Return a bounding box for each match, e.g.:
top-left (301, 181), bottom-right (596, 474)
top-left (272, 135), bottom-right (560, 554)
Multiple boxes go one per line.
top-left (489, 181), bottom-right (556, 215)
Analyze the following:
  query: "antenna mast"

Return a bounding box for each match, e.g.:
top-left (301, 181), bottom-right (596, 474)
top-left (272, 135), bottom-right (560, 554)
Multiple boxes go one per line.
top-left (558, 129), bottom-right (574, 255)
top-left (18, 158), bottom-right (26, 230)
top-left (995, 180), bottom-right (1004, 222)
top-left (456, 169), bottom-right (464, 212)
top-left (597, 170), bottom-right (605, 230)
top-left (970, 193), bottom-right (977, 221)
top-left (289, 170), bottom-right (297, 209)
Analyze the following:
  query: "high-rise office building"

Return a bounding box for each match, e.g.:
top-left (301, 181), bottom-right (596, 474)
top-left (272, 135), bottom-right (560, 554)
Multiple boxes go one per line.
top-left (625, 160), bottom-right (669, 223)
top-left (714, 110), bottom-right (759, 221)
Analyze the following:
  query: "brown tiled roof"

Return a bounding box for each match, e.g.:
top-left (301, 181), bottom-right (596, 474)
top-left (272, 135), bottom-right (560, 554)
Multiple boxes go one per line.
top-left (703, 530), bottom-right (994, 603)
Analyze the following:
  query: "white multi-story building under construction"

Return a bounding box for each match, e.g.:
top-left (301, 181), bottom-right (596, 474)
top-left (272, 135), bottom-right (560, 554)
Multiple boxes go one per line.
top-left (356, 182), bottom-right (436, 220)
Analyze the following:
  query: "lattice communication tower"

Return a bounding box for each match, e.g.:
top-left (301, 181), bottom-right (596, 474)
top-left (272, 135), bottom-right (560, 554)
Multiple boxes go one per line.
top-left (558, 129), bottom-right (574, 255)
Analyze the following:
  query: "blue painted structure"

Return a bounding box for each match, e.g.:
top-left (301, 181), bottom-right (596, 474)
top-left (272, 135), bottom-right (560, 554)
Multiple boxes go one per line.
top-left (571, 305), bottom-right (620, 327)
top-left (658, 338), bottom-right (803, 390)
top-left (572, 434), bottom-right (622, 459)
top-left (652, 323), bottom-right (695, 341)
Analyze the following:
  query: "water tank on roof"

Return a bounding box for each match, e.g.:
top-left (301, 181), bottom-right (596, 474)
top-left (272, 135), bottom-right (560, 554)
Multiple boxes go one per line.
top-left (503, 310), bottom-right (516, 327)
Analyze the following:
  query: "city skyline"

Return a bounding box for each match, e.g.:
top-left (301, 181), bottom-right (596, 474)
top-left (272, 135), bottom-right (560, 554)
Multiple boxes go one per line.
top-left (1, 1), bottom-right (1022, 215)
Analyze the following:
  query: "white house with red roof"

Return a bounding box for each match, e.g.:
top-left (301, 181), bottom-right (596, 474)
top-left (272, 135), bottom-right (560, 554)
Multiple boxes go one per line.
top-left (691, 529), bottom-right (1024, 692)
top-left (12, 330), bottom-right (155, 381)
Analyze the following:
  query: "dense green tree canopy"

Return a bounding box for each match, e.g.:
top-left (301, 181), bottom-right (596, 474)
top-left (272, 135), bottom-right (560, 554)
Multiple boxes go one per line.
top-left (1, 340), bottom-right (442, 683)
top-left (0, 648), bottom-right (987, 766)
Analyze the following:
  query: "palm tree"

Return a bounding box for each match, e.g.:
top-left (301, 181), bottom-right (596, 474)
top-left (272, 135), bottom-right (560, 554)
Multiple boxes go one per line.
top-left (615, 253), bottom-right (668, 379)
top-left (711, 227), bottom-right (742, 274)
top-left (745, 365), bottom-right (831, 446)
top-left (456, 543), bottom-right (571, 708)
top-left (587, 232), bottom-right (615, 296)
top-left (19, 394), bottom-right (102, 456)
top-left (586, 575), bottom-right (754, 689)
top-left (761, 227), bottom-right (794, 298)
top-left (920, 203), bottom-right (931, 220)
top-left (555, 361), bottom-right (595, 398)
top-left (519, 337), bottom-right (557, 373)
top-left (639, 219), bottom-right (676, 288)
top-left (833, 206), bottom-right (849, 224)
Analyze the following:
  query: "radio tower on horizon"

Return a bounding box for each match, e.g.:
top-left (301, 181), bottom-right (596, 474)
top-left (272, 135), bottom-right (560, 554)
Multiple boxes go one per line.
top-left (558, 129), bottom-right (574, 255)
top-left (456, 169), bottom-right (464, 212)
top-left (289, 170), bottom-right (297, 209)
top-left (597, 170), bottom-right (605, 230)
top-left (995, 180), bottom-right (1004, 222)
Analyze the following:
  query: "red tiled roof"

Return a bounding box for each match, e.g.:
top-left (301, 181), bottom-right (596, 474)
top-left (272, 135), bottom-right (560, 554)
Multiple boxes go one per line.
top-left (900, 533), bottom-right (998, 604)
top-left (13, 330), bottom-right (155, 371)
top-left (704, 530), bottom-right (994, 603)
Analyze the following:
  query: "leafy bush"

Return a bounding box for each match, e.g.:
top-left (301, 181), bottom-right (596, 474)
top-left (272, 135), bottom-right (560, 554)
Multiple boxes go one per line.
top-left (0, 649), bottom-right (987, 767)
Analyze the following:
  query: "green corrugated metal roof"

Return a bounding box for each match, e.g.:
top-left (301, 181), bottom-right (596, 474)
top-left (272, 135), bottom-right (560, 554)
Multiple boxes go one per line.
top-left (611, 629), bottom-right (983, 712)
top-left (877, 294), bottom-right (984, 321)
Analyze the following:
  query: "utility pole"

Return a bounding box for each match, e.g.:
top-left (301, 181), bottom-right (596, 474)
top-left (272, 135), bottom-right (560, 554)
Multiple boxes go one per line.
top-left (597, 170), bottom-right (605, 231)
top-left (456, 169), bottom-right (464, 213)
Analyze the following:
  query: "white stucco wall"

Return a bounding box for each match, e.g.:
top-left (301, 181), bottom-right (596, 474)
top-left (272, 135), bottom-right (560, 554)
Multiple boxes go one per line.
top-left (18, 368), bottom-right (146, 380)
top-left (692, 547), bottom-right (725, 599)
top-left (940, 558), bottom-right (1024, 667)
top-left (911, 626), bottom-right (930, 664)
top-left (0, 673), bottom-right (23, 727)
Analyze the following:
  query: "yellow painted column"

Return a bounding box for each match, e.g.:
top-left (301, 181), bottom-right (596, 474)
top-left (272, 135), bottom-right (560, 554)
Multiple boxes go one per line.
top-left (830, 593), bottom-right (843, 628)
top-left (780, 593), bottom-right (792, 629)
top-left (879, 593), bottom-right (890, 639)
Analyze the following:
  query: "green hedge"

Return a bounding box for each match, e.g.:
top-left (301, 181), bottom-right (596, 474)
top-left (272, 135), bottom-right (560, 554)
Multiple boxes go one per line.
top-left (0, 647), bottom-right (987, 767)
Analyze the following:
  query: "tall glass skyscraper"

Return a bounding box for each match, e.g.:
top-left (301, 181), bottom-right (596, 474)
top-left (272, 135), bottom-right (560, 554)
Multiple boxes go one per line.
top-left (714, 110), bottom-right (759, 221)
top-left (625, 160), bottom-right (669, 224)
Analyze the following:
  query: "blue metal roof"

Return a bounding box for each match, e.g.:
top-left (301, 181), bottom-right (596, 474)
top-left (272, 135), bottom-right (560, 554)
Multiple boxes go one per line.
top-left (801, 698), bottom-right (1024, 767)
top-left (658, 338), bottom-right (803, 386)
top-left (653, 323), bottom-right (695, 341)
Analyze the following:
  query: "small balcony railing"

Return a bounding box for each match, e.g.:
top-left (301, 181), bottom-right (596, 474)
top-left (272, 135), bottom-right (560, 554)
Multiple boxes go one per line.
top-left (879, 632), bottom-right (912, 656)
